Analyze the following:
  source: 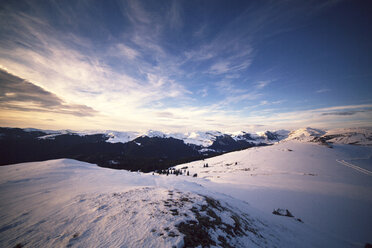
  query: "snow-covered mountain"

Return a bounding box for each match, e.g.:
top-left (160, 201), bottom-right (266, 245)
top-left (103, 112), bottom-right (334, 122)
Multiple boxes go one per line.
top-left (284, 127), bottom-right (372, 145)
top-left (102, 131), bottom-right (141, 143)
top-left (26, 126), bottom-right (372, 147)
top-left (35, 129), bottom-right (141, 144)
top-left (2, 126), bottom-right (370, 172)
top-left (22, 128), bottom-right (287, 146)
top-left (285, 127), bottom-right (326, 142)
top-left (322, 127), bottom-right (372, 145)
top-left (170, 131), bottom-right (224, 147)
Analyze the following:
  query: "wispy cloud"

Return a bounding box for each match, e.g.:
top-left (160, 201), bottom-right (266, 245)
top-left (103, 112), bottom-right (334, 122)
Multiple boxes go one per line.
top-left (124, 0), bottom-right (152, 24)
top-left (209, 62), bottom-right (231, 74)
top-left (197, 88), bottom-right (208, 98)
top-left (321, 111), bottom-right (369, 116)
top-left (114, 44), bottom-right (140, 60)
top-left (167, 0), bottom-right (183, 30)
top-left (316, 88), bottom-right (331, 93)
top-left (245, 104), bottom-right (372, 130)
top-left (215, 81), bottom-right (247, 95)
top-left (255, 80), bottom-right (271, 89)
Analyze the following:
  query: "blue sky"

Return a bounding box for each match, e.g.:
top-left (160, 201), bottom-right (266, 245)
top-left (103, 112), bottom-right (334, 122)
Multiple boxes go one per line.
top-left (0, 0), bottom-right (371, 132)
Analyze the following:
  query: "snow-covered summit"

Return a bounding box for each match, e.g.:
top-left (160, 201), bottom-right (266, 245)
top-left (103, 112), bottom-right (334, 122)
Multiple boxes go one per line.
top-left (145, 130), bottom-right (169, 138)
top-left (323, 127), bottom-right (372, 145)
top-left (179, 131), bottom-right (223, 147)
top-left (104, 131), bottom-right (140, 143)
top-left (285, 127), bottom-right (326, 142)
top-left (284, 127), bottom-right (372, 145)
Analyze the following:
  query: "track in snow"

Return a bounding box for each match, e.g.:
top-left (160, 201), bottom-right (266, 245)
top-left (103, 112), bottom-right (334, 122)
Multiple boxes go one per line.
top-left (336, 159), bottom-right (372, 176)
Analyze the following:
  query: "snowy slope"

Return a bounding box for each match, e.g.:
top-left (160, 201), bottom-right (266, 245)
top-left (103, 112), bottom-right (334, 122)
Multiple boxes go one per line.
top-left (0, 158), bottom-right (348, 248)
top-left (324, 127), bottom-right (372, 145)
top-left (175, 140), bottom-right (372, 246)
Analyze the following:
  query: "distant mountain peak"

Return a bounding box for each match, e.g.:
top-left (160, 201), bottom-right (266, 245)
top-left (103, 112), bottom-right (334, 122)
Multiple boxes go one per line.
top-left (284, 127), bottom-right (372, 146)
top-left (286, 127), bottom-right (326, 142)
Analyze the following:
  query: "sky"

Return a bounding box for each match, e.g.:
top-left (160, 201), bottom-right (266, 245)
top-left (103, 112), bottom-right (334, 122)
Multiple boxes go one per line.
top-left (0, 0), bottom-right (371, 132)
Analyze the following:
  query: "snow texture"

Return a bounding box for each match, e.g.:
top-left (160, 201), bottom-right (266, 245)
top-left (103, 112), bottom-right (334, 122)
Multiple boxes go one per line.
top-left (174, 139), bottom-right (372, 246)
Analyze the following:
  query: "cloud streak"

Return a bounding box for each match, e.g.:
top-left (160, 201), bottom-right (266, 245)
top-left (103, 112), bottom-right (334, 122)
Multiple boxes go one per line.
top-left (256, 80), bottom-right (271, 89)
top-left (0, 69), bottom-right (98, 117)
top-left (316, 88), bottom-right (331, 93)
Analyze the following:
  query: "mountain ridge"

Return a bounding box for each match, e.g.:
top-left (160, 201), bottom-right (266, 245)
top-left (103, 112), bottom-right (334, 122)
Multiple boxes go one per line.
top-left (18, 126), bottom-right (372, 146)
top-left (0, 127), bottom-right (371, 172)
